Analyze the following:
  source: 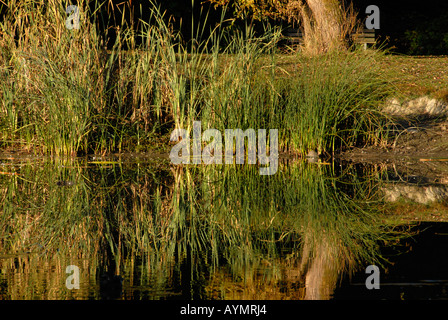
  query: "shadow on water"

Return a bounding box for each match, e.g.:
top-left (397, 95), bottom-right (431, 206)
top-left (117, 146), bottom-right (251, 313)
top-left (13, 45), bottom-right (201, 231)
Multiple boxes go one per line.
top-left (0, 154), bottom-right (443, 300)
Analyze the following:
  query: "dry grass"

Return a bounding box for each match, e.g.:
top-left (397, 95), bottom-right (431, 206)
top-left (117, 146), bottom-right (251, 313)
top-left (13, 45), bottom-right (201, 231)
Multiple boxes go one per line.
top-left (377, 55), bottom-right (448, 102)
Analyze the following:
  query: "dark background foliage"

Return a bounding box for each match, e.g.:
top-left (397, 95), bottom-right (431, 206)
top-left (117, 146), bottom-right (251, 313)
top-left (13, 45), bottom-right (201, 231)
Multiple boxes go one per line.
top-left (352, 0), bottom-right (448, 55)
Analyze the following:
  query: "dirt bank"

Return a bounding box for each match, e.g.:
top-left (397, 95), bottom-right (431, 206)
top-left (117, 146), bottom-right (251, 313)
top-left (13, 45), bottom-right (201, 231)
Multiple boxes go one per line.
top-left (341, 96), bottom-right (448, 162)
top-left (339, 96), bottom-right (448, 188)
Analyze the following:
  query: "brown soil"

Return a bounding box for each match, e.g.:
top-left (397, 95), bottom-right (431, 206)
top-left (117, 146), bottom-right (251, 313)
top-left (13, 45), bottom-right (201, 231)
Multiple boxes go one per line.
top-left (341, 118), bottom-right (448, 163)
top-left (339, 115), bottom-right (448, 184)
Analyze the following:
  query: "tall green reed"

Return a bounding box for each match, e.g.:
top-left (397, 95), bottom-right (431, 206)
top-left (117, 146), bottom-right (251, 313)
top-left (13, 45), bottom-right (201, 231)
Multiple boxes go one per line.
top-left (0, 0), bottom-right (169, 154)
top-left (282, 49), bottom-right (393, 155)
top-left (0, 0), bottom-right (394, 157)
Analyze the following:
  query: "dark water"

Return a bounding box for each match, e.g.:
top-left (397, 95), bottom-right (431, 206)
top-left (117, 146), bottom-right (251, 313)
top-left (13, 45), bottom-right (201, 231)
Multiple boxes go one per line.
top-left (335, 222), bottom-right (448, 300)
top-left (1, 154), bottom-right (447, 300)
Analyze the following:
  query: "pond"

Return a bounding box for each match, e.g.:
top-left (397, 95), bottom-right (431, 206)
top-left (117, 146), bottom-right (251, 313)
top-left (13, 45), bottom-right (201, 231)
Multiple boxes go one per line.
top-left (1, 153), bottom-right (448, 301)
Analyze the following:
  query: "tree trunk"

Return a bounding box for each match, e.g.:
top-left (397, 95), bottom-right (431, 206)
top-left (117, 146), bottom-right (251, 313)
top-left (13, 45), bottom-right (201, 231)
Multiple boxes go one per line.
top-left (287, 0), bottom-right (358, 54)
top-left (208, 0), bottom-right (359, 54)
top-left (307, 0), bottom-right (343, 52)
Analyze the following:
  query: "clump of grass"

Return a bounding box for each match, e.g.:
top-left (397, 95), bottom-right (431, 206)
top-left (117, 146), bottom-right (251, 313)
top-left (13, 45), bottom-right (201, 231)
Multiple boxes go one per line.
top-left (0, 0), bottom-right (394, 157)
top-left (0, 0), bottom-right (176, 155)
top-left (281, 49), bottom-right (393, 155)
top-left (0, 1), bottom-right (113, 154)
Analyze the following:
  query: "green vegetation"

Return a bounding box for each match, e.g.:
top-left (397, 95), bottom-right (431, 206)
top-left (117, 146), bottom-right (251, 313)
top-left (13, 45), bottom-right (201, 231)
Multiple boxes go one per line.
top-left (1, 1), bottom-right (444, 301)
top-left (0, 0), bottom-right (395, 157)
top-left (0, 157), bottom-right (408, 299)
top-left (376, 55), bottom-right (448, 102)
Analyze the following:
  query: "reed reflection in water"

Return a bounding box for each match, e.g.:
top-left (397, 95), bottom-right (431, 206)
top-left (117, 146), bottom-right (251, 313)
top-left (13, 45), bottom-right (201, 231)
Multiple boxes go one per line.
top-left (0, 157), bottom-right (408, 299)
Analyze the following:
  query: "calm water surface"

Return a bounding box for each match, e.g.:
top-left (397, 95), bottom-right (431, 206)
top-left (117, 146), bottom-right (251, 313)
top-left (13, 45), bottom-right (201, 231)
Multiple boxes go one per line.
top-left (1, 154), bottom-right (447, 300)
